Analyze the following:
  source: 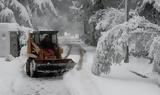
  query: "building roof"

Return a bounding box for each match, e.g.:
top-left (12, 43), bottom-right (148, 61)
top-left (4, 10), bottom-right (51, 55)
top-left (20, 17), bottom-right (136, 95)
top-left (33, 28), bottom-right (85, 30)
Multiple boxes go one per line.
top-left (0, 23), bottom-right (20, 32)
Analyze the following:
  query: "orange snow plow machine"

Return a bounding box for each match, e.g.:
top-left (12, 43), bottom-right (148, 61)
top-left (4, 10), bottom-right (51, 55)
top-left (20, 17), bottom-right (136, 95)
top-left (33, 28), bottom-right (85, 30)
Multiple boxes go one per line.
top-left (26, 31), bottom-right (75, 77)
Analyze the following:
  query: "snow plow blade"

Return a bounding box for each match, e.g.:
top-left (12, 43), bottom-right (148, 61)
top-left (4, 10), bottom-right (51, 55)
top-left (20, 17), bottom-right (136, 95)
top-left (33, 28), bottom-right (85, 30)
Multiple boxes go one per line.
top-left (35, 59), bottom-right (76, 76)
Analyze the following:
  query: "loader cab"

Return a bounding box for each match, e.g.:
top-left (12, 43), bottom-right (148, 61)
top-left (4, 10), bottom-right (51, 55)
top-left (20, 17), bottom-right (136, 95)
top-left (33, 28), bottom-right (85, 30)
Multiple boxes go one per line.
top-left (33, 31), bottom-right (58, 48)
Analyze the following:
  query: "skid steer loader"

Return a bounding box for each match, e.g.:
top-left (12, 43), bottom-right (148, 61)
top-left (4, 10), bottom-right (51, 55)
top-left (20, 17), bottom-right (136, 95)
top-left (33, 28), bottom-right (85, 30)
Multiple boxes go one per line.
top-left (26, 31), bottom-right (75, 77)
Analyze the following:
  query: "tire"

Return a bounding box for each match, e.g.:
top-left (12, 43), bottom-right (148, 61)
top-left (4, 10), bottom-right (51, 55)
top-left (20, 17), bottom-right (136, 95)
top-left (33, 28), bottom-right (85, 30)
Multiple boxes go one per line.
top-left (26, 58), bottom-right (31, 76)
top-left (29, 60), bottom-right (38, 78)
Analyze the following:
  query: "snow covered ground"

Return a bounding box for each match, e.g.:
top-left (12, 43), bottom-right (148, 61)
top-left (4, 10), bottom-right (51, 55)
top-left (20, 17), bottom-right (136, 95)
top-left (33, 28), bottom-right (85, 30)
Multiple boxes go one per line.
top-left (0, 56), bottom-right (70, 95)
top-left (0, 46), bottom-right (160, 95)
top-left (64, 47), bottom-right (160, 95)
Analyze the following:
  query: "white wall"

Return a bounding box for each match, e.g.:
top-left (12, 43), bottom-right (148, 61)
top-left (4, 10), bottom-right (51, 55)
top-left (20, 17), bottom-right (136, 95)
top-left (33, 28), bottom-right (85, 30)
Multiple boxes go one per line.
top-left (0, 32), bottom-right (10, 57)
top-left (0, 23), bottom-right (19, 57)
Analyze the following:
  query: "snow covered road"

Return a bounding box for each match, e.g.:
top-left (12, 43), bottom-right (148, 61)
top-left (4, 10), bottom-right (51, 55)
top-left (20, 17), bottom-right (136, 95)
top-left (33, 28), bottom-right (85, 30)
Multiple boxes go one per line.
top-left (0, 57), bottom-right (71, 95)
top-left (16, 77), bottom-right (70, 95)
top-left (0, 40), bottom-right (83, 95)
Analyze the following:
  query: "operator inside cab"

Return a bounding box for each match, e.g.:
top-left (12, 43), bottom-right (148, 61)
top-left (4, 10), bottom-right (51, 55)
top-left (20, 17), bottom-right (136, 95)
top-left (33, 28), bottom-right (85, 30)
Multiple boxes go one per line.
top-left (40, 34), bottom-right (56, 49)
top-left (40, 34), bottom-right (57, 59)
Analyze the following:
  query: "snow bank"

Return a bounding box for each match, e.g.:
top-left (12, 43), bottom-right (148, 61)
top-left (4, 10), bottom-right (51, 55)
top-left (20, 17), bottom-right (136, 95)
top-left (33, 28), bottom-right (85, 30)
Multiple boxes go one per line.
top-left (0, 56), bottom-right (27, 95)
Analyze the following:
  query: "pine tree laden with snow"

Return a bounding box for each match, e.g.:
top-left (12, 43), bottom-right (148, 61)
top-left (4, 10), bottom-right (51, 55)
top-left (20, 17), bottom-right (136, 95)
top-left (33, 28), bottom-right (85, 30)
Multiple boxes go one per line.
top-left (9, 0), bottom-right (32, 27)
top-left (0, 0), bottom-right (59, 29)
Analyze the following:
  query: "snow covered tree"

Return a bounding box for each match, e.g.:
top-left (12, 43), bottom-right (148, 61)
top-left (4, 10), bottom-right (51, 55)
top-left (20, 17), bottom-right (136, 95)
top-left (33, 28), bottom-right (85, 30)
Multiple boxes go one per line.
top-left (0, 0), bottom-right (58, 29)
top-left (149, 37), bottom-right (160, 74)
top-left (92, 16), bottom-right (160, 76)
top-left (8, 0), bottom-right (32, 27)
top-left (0, 7), bottom-right (16, 23)
top-left (29, 0), bottom-right (58, 16)
top-left (84, 8), bottom-right (125, 46)
top-left (0, 0), bottom-right (16, 23)
top-left (138, 0), bottom-right (160, 26)
top-left (78, 0), bottom-right (144, 46)
top-left (90, 8), bottom-right (125, 32)
top-left (0, 0), bottom-right (32, 27)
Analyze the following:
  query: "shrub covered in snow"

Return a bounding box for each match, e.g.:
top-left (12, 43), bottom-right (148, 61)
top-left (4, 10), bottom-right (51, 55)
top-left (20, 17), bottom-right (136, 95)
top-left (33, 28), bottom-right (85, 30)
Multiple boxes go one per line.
top-left (92, 16), bottom-right (160, 75)
top-left (149, 37), bottom-right (160, 74)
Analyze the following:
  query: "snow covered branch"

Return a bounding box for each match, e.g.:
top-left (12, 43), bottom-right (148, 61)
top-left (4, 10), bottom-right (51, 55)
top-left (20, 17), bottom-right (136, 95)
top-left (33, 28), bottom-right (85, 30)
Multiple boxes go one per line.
top-left (0, 7), bottom-right (16, 22)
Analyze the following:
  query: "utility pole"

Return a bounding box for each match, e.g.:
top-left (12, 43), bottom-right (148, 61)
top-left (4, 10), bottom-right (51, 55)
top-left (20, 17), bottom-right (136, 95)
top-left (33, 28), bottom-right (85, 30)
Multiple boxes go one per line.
top-left (124, 0), bottom-right (130, 63)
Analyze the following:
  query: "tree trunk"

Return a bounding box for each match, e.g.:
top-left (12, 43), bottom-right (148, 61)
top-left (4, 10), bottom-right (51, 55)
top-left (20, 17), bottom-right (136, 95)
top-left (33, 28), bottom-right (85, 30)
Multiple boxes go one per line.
top-left (124, 45), bottom-right (129, 63)
top-left (124, 0), bottom-right (130, 63)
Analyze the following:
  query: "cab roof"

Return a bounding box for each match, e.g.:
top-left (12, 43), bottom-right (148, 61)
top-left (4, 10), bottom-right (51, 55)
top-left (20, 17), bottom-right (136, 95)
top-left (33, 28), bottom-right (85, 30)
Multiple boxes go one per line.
top-left (33, 31), bottom-right (59, 35)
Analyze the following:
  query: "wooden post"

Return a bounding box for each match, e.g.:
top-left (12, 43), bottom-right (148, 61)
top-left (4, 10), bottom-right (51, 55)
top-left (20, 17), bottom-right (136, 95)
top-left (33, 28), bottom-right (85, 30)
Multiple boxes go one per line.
top-left (124, 0), bottom-right (130, 63)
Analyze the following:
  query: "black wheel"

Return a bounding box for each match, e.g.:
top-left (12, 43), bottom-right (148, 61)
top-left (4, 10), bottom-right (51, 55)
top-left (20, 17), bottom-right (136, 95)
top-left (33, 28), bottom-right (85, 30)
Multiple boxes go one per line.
top-left (29, 60), bottom-right (38, 78)
top-left (26, 58), bottom-right (32, 76)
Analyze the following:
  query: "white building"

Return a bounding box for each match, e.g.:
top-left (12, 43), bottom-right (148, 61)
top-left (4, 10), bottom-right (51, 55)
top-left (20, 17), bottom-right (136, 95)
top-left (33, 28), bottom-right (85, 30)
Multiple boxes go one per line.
top-left (0, 23), bottom-right (20, 57)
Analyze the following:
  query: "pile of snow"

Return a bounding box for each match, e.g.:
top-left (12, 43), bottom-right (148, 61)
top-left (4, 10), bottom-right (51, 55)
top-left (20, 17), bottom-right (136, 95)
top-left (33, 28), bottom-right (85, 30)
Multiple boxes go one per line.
top-left (143, 0), bottom-right (160, 12)
top-left (93, 16), bottom-right (160, 75)
top-left (0, 56), bottom-right (27, 95)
